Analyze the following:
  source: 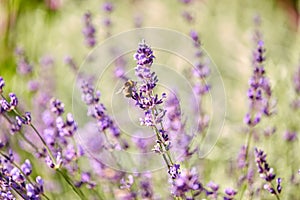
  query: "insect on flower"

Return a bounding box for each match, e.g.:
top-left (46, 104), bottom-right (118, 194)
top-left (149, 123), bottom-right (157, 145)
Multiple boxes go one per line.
top-left (116, 80), bottom-right (136, 98)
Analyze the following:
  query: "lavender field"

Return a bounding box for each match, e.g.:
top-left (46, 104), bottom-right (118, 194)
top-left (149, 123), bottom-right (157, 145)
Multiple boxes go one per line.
top-left (0, 0), bottom-right (300, 199)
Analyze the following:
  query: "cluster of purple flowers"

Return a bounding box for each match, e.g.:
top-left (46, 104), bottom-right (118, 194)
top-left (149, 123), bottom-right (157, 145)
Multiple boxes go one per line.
top-left (80, 80), bottom-right (130, 150)
top-left (244, 40), bottom-right (273, 126)
top-left (171, 167), bottom-right (203, 199)
top-left (129, 41), bottom-right (174, 168)
top-left (14, 47), bottom-right (33, 75)
top-left (102, 2), bottom-right (114, 37)
top-left (254, 148), bottom-right (282, 197)
top-left (179, 0), bottom-right (194, 24)
top-left (0, 145), bottom-right (44, 199)
top-left (128, 41), bottom-right (212, 199)
top-left (190, 30), bottom-right (211, 133)
top-left (82, 12), bottom-right (96, 48)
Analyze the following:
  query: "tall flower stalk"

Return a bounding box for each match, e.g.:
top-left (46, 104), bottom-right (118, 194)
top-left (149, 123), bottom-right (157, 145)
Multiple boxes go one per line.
top-left (238, 20), bottom-right (276, 199)
top-left (128, 40), bottom-right (174, 170)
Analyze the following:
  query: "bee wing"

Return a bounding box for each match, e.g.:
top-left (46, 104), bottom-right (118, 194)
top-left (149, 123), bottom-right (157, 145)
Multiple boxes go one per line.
top-left (115, 86), bottom-right (124, 94)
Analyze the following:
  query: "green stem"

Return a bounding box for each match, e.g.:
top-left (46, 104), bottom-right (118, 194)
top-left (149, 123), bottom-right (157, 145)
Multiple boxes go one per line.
top-left (244, 127), bottom-right (253, 162)
top-left (1, 112), bottom-right (40, 152)
top-left (30, 124), bottom-right (55, 163)
top-left (152, 125), bottom-right (170, 168)
top-left (57, 169), bottom-right (87, 200)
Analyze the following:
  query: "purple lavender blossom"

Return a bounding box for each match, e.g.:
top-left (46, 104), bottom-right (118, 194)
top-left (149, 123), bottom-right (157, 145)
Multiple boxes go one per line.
top-left (9, 93), bottom-right (18, 109)
top-left (15, 49), bottom-right (33, 75)
top-left (1, 99), bottom-right (11, 112)
top-left (64, 56), bottom-right (78, 71)
top-left (82, 12), bottom-right (96, 48)
top-left (206, 181), bottom-right (219, 198)
top-left (21, 159), bottom-right (32, 176)
top-left (28, 80), bottom-right (40, 92)
top-left (254, 148), bottom-right (281, 196)
top-left (0, 76), bottom-right (5, 94)
top-left (283, 131), bottom-right (297, 142)
top-left (139, 174), bottom-right (153, 198)
top-left (0, 150), bottom-right (44, 199)
top-left (223, 188), bottom-right (237, 200)
top-left (81, 81), bottom-right (124, 143)
top-left (245, 39), bottom-right (273, 126)
top-left (171, 167), bottom-right (203, 199)
top-left (168, 164), bottom-right (181, 179)
top-left (102, 2), bottom-right (114, 13)
top-left (50, 98), bottom-right (65, 116)
top-left (101, 2), bottom-right (114, 37)
top-left (237, 145), bottom-right (247, 169)
top-left (181, 11), bottom-right (194, 23)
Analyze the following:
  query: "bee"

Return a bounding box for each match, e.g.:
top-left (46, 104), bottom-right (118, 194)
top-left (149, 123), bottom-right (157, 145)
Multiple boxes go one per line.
top-left (116, 80), bottom-right (136, 98)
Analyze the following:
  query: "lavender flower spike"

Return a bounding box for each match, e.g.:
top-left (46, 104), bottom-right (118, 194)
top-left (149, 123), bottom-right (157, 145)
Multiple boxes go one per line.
top-left (82, 11), bottom-right (96, 48)
top-left (254, 148), bottom-right (281, 198)
top-left (244, 39), bottom-right (273, 127)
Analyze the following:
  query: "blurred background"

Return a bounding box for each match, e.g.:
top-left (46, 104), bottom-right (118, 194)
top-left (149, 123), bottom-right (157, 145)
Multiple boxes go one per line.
top-left (0, 0), bottom-right (300, 199)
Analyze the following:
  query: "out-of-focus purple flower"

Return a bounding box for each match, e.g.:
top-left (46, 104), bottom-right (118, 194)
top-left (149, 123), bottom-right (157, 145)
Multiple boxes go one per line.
top-left (82, 12), bottom-right (96, 48)
top-left (0, 76), bottom-right (5, 93)
top-left (36, 176), bottom-right (44, 193)
top-left (206, 181), bottom-right (219, 198)
top-left (15, 47), bottom-right (33, 75)
top-left (293, 64), bottom-right (300, 94)
top-left (28, 80), bottom-right (39, 92)
top-left (190, 30), bottom-right (201, 48)
top-left (283, 131), bottom-right (297, 142)
top-left (120, 175), bottom-right (134, 190)
top-left (223, 188), bottom-right (237, 200)
top-left (193, 82), bottom-right (210, 95)
top-left (81, 81), bottom-right (124, 145)
top-left (237, 145), bottom-right (247, 169)
top-left (139, 173), bottom-right (153, 198)
top-left (64, 56), bottom-right (78, 71)
top-left (102, 18), bottom-right (112, 27)
top-left (171, 167), bottom-right (203, 198)
top-left (134, 14), bottom-right (143, 28)
top-left (102, 2), bottom-right (114, 13)
top-left (26, 183), bottom-right (40, 198)
top-left (132, 134), bottom-right (151, 153)
top-left (254, 148), bottom-right (281, 196)
top-left (40, 55), bottom-right (54, 68)
top-left (21, 159), bottom-right (32, 176)
top-left (45, 155), bottom-right (55, 168)
top-left (179, 0), bottom-right (193, 4)
top-left (113, 56), bottom-right (128, 80)
top-left (181, 11), bottom-right (194, 23)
